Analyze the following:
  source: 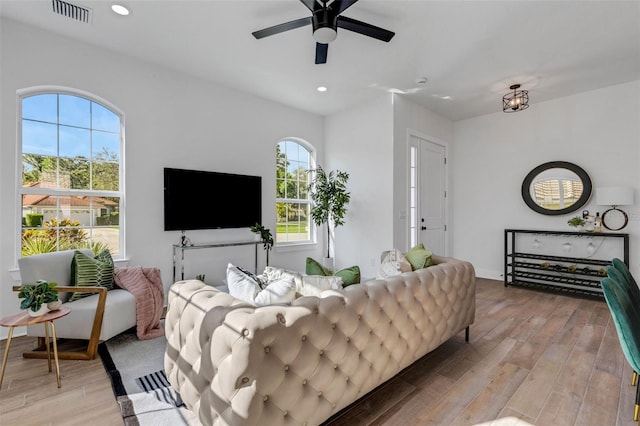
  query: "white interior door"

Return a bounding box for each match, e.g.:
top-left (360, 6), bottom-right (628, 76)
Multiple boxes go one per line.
top-left (419, 137), bottom-right (447, 255)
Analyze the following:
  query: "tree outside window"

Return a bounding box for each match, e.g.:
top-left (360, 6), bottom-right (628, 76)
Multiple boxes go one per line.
top-left (276, 140), bottom-right (314, 244)
top-left (19, 91), bottom-right (123, 257)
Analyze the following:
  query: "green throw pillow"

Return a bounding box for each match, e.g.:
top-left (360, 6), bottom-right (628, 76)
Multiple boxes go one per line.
top-left (405, 243), bottom-right (433, 271)
top-left (306, 257), bottom-right (360, 287)
top-left (335, 265), bottom-right (361, 287)
top-left (69, 250), bottom-right (115, 301)
top-left (305, 257), bottom-right (333, 276)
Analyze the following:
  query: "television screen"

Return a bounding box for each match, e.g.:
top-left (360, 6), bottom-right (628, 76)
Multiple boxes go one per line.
top-left (164, 168), bottom-right (262, 231)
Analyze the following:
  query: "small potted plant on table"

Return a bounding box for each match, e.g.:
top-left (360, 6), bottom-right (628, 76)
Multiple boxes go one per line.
top-left (18, 280), bottom-right (59, 317)
top-left (250, 223), bottom-right (274, 266)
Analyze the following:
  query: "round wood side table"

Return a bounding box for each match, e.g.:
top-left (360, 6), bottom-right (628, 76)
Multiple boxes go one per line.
top-left (0, 307), bottom-right (71, 390)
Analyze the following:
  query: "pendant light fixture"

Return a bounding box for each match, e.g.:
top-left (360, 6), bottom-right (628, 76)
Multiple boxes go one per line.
top-left (503, 84), bottom-right (529, 113)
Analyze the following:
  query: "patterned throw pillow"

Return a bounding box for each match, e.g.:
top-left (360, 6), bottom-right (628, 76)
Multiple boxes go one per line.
top-left (378, 248), bottom-right (412, 279)
top-left (69, 250), bottom-right (115, 301)
top-left (226, 263), bottom-right (296, 306)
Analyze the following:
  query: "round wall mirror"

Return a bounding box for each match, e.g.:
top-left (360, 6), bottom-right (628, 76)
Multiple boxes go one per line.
top-left (521, 161), bottom-right (592, 216)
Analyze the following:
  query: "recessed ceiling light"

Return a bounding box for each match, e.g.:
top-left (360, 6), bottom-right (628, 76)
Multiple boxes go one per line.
top-left (317, 86), bottom-right (328, 92)
top-left (111, 4), bottom-right (129, 16)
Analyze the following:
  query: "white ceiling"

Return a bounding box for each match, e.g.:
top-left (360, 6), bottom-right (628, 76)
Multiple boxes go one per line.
top-left (2, 0), bottom-right (639, 121)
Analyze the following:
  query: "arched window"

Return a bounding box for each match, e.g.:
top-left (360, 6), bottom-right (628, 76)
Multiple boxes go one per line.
top-left (18, 89), bottom-right (124, 258)
top-left (276, 139), bottom-right (315, 245)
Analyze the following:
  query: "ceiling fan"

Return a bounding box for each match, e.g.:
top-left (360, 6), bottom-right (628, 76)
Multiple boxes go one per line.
top-left (252, 0), bottom-right (395, 64)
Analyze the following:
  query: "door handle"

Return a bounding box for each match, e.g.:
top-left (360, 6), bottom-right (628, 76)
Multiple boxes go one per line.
top-left (421, 226), bottom-right (427, 230)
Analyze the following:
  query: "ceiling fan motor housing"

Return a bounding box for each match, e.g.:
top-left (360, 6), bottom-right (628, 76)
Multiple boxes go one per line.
top-left (312, 9), bottom-right (338, 43)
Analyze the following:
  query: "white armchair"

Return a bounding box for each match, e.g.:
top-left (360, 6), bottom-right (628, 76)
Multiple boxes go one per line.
top-left (16, 249), bottom-right (136, 360)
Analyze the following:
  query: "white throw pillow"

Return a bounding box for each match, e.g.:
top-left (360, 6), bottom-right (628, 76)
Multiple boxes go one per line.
top-left (226, 263), bottom-right (296, 306)
top-left (253, 276), bottom-right (297, 305)
top-left (263, 266), bottom-right (303, 291)
top-left (378, 248), bottom-right (412, 279)
top-left (299, 275), bottom-right (343, 297)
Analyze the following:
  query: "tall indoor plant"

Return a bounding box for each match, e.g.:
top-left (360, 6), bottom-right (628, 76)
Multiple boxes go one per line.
top-left (309, 166), bottom-right (351, 264)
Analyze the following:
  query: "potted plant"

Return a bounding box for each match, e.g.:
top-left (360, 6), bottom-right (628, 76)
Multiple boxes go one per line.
top-left (250, 223), bottom-right (274, 266)
top-left (567, 216), bottom-right (586, 229)
top-left (308, 166), bottom-right (351, 268)
top-left (18, 280), bottom-right (59, 317)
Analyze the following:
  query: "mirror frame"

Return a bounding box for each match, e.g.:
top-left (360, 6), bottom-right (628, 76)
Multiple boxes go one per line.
top-left (521, 161), bottom-right (592, 216)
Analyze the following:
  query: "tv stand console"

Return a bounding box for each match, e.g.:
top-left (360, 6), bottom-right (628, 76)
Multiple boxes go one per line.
top-left (504, 229), bottom-right (629, 298)
top-left (172, 240), bottom-right (260, 283)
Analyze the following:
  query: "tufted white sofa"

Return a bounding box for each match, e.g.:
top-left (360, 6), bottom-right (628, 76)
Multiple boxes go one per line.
top-left (164, 255), bottom-right (476, 426)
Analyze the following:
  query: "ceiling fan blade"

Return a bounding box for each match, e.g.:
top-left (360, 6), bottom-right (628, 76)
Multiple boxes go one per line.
top-left (299, 0), bottom-right (317, 12)
top-left (315, 43), bottom-right (328, 64)
top-left (337, 16), bottom-right (395, 42)
top-left (252, 16), bottom-right (312, 39)
top-left (332, 0), bottom-right (359, 15)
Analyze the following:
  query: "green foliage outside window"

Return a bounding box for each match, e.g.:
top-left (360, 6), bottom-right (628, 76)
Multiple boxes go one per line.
top-left (21, 217), bottom-right (109, 257)
top-left (276, 142), bottom-right (312, 243)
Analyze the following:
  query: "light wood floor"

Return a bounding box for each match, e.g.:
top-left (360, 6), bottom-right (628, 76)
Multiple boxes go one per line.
top-left (0, 279), bottom-right (636, 426)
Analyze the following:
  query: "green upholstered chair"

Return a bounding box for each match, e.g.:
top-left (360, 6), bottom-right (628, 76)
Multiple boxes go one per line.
top-left (607, 259), bottom-right (640, 389)
top-left (601, 276), bottom-right (640, 422)
top-left (611, 258), bottom-right (638, 290)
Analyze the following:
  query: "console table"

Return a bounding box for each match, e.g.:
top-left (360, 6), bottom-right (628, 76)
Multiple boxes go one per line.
top-left (504, 229), bottom-right (629, 298)
top-left (172, 240), bottom-right (260, 283)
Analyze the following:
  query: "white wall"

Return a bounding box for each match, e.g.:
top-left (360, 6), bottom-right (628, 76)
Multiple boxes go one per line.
top-left (324, 95), bottom-right (394, 278)
top-left (452, 80), bottom-right (640, 279)
top-left (0, 18), bottom-right (325, 333)
top-left (392, 96), bottom-right (454, 252)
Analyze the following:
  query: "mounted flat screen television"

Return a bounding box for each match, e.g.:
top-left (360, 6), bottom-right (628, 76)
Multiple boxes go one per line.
top-left (164, 168), bottom-right (262, 231)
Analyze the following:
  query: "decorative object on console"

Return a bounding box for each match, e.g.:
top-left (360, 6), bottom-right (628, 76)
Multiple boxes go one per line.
top-left (250, 222), bottom-right (274, 266)
top-left (17, 280), bottom-right (59, 316)
top-left (596, 186), bottom-right (635, 231)
top-left (502, 83), bottom-right (529, 112)
top-left (308, 166), bottom-right (351, 263)
top-left (567, 216), bottom-right (586, 229)
top-left (521, 161), bottom-right (592, 216)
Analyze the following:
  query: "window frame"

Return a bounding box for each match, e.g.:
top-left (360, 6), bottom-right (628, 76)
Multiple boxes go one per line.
top-left (16, 86), bottom-right (126, 259)
top-left (275, 138), bottom-right (316, 248)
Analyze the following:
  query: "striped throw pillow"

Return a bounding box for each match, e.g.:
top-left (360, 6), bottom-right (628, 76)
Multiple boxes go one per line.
top-left (69, 250), bottom-right (115, 301)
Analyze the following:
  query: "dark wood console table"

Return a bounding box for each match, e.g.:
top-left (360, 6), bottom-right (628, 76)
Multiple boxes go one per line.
top-left (504, 229), bottom-right (629, 298)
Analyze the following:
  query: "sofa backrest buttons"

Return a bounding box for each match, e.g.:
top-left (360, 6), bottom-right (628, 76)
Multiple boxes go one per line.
top-left (284, 365), bottom-right (289, 371)
top-left (264, 346), bottom-right (270, 353)
top-left (241, 377), bottom-right (249, 384)
top-left (263, 395), bottom-right (269, 402)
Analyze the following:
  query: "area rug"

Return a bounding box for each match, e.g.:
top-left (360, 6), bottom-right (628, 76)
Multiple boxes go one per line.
top-left (98, 329), bottom-right (200, 425)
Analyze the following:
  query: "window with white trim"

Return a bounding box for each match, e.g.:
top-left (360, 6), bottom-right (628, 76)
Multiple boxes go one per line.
top-left (276, 139), bottom-right (315, 245)
top-left (19, 90), bottom-right (124, 257)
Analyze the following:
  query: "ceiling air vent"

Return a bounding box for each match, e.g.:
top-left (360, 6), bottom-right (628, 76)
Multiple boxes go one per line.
top-left (51, 0), bottom-right (92, 24)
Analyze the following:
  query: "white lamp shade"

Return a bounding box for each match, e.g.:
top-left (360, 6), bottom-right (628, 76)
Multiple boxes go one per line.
top-left (596, 187), bottom-right (634, 206)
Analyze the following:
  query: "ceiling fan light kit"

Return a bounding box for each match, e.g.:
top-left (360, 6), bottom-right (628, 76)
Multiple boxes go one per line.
top-left (252, 0), bottom-right (395, 64)
top-left (503, 83), bottom-right (529, 113)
